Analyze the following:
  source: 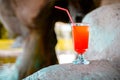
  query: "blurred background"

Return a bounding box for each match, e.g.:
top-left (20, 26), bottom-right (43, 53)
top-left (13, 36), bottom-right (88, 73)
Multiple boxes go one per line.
top-left (0, 22), bottom-right (19, 65)
top-left (0, 21), bottom-right (74, 65)
top-left (0, 0), bottom-right (120, 80)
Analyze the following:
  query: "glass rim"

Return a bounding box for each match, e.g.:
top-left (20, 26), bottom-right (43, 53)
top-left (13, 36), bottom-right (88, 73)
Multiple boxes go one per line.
top-left (70, 23), bottom-right (90, 26)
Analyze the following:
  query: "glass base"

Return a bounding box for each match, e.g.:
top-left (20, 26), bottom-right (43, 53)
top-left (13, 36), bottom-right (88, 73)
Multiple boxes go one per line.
top-left (73, 55), bottom-right (90, 65)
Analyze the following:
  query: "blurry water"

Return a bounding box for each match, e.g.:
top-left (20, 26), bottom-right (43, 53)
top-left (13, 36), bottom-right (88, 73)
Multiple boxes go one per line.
top-left (0, 64), bottom-right (18, 80)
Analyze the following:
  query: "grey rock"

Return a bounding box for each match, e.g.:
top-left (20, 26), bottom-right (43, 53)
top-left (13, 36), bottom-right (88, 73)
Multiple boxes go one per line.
top-left (23, 60), bottom-right (120, 80)
top-left (82, 3), bottom-right (120, 69)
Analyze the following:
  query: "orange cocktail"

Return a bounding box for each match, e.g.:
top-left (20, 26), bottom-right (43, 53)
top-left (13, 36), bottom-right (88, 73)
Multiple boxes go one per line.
top-left (72, 24), bottom-right (89, 54)
top-left (72, 23), bottom-right (90, 64)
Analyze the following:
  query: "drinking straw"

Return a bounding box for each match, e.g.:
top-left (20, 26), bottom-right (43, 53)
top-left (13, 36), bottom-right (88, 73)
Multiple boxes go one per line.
top-left (55, 6), bottom-right (75, 25)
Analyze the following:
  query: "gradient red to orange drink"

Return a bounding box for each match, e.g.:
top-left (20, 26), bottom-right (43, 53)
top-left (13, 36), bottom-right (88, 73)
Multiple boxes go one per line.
top-left (72, 24), bottom-right (89, 55)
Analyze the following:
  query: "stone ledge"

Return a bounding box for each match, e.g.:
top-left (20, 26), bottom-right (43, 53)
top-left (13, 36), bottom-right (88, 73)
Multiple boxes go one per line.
top-left (23, 60), bottom-right (120, 80)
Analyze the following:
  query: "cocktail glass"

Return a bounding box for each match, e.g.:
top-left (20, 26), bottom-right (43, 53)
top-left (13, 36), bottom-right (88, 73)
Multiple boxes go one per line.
top-left (72, 23), bottom-right (90, 64)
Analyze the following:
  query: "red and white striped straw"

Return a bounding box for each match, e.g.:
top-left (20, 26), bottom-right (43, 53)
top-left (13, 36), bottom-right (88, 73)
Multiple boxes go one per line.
top-left (55, 6), bottom-right (75, 25)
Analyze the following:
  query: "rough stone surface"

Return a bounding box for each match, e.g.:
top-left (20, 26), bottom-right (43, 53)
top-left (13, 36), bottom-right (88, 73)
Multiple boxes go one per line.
top-left (82, 3), bottom-right (120, 71)
top-left (23, 60), bottom-right (120, 80)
